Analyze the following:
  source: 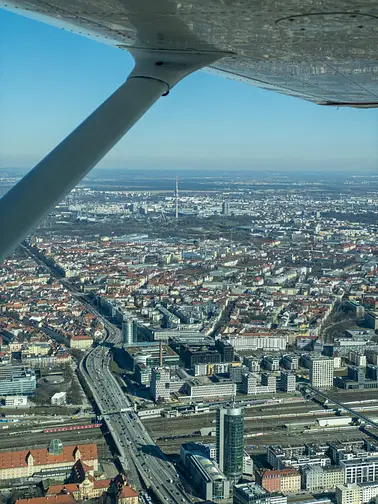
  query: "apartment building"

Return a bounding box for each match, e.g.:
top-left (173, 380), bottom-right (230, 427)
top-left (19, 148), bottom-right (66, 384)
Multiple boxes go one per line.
top-left (257, 469), bottom-right (301, 493)
top-left (309, 358), bottom-right (334, 388)
top-left (261, 373), bottom-right (277, 392)
top-left (5, 395), bottom-right (28, 407)
top-left (69, 335), bottom-right (93, 350)
top-left (281, 355), bottom-right (299, 371)
top-left (336, 483), bottom-right (361, 504)
top-left (234, 482), bottom-right (287, 504)
top-left (280, 371), bottom-right (296, 392)
top-left (365, 312), bottom-right (378, 331)
top-left (340, 456), bottom-right (378, 484)
top-left (301, 465), bottom-right (345, 492)
top-left (184, 380), bottom-right (236, 399)
top-left (227, 335), bottom-right (286, 351)
top-left (242, 373), bottom-right (276, 395)
top-left (360, 482), bottom-right (378, 503)
top-left (150, 367), bottom-right (171, 401)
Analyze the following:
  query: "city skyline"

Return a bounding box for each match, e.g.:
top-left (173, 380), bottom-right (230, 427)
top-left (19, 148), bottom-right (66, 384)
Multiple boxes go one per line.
top-left (1, 168), bottom-right (378, 503)
top-left (1, 3), bottom-right (378, 504)
top-left (1, 8), bottom-right (377, 172)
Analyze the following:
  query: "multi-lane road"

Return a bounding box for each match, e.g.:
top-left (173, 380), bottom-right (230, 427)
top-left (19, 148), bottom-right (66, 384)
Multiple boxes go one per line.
top-left (79, 309), bottom-right (191, 504)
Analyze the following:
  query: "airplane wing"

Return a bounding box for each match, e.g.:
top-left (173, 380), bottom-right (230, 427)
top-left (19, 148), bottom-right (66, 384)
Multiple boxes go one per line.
top-left (1, 0), bottom-right (377, 261)
top-left (2, 0), bottom-right (378, 107)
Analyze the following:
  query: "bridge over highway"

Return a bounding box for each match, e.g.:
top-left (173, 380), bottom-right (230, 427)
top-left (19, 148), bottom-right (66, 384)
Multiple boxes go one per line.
top-left (306, 386), bottom-right (378, 430)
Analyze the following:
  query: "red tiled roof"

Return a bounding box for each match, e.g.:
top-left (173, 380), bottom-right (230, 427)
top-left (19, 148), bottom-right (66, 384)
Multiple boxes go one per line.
top-left (80, 461), bottom-right (93, 472)
top-left (0, 444), bottom-right (97, 470)
top-left (261, 468), bottom-right (299, 478)
top-left (16, 496), bottom-right (76, 504)
top-left (119, 485), bottom-right (138, 498)
top-left (94, 478), bottom-right (111, 489)
top-left (46, 483), bottom-right (78, 495)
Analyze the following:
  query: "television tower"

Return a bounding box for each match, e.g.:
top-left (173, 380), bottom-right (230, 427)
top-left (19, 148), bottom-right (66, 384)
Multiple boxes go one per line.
top-left (175, 177), bottom-right (179, 219)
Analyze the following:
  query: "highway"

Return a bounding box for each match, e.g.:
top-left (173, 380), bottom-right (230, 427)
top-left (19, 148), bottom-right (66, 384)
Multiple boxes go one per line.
top-left (80, 317), bottom-right (191, 504)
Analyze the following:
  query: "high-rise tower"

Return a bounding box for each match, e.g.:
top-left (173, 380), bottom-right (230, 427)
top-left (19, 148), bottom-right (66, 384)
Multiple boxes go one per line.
top-left (122, 319), bottom-right (138, 346)
top-left (216, 405), bottom-right (244, 482)
top-left (175, 177), bottom-right (179, 219)
top-left (309, 357), bottom-right (334, 388)
top-left (122, 319), bottom-right (133, 346)
top-left (222, 201), bottom-right (230, 216)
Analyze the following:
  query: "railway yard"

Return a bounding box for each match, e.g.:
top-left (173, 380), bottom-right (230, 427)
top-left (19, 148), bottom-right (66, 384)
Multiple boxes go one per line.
top-left (141, 390), bottom-right (378, 456)
top-left (0, 418), bottom-right (111, 458)
top-left (2, 389), bottom-right (378, 476)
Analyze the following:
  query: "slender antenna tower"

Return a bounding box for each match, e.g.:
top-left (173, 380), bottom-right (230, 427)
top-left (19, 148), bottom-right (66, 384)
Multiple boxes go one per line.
top-left (175, 176), bottom-right (179, 219)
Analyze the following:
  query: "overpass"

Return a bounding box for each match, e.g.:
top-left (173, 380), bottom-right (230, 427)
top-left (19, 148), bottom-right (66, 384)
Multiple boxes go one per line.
top-left (306, 385), bottom-right (378, 430)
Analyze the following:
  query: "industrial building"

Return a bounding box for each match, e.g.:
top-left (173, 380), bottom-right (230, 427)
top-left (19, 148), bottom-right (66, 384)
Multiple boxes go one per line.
top-left (123, 342), bottom-right (180, 373)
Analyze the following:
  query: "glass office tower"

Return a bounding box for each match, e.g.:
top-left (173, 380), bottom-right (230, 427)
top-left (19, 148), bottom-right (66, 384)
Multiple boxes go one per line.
top-left (216, 405), bottom-right (244, 482)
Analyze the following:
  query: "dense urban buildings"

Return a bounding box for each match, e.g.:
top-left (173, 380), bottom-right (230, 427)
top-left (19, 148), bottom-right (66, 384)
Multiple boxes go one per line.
top-left (1, 169), bottom-right (378, 503)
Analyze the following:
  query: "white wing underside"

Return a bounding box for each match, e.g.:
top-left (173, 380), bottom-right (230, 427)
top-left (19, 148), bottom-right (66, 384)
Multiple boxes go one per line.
top-left (2, 0), bottom-right (378, 106)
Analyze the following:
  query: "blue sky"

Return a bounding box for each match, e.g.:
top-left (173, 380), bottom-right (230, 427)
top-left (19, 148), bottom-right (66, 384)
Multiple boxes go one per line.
top-left (0, 8), bottom-right (377, 172)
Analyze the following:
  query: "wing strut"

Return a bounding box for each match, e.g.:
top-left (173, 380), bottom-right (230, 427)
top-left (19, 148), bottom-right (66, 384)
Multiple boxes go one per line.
top-left (0, 49), bottom-right (226, 261)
